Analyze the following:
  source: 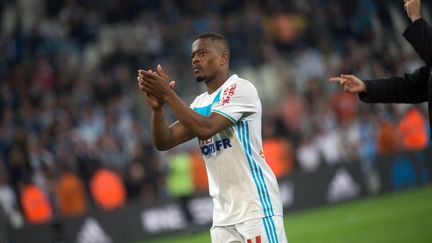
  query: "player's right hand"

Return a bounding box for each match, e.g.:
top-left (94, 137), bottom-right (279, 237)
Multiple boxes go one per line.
top-left (329, 74), bottom-right (367, 93)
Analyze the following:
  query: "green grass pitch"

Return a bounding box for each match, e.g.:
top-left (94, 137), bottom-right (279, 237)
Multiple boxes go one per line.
top-left (143, 186), bottom-right (432, 243)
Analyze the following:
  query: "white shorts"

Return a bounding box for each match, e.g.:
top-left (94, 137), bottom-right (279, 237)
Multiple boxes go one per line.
top-left (210, 216), bottom-right (288, 243)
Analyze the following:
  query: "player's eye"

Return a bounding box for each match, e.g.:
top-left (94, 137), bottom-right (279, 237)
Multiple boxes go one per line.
top-left (191, 50), bottom-right (207, 59)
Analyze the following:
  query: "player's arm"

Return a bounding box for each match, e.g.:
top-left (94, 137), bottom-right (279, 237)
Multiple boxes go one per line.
top-left (138, 70), bottom-right (195, 150)
top-left (152, 94), bottom-right (232, 141)
top-left (139, 66), bottom-right (233, 141)
top-left (165, 95), bottom-right (234, 140)
top-left (151, 108), bottom-right (196, 151)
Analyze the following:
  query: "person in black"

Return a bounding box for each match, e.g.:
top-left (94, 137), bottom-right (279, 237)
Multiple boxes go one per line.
top-left (329, 0), bottom-right (432, 136)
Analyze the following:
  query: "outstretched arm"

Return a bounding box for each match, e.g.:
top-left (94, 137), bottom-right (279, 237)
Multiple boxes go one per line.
top-left (329, 67), bottom-right (429, 104)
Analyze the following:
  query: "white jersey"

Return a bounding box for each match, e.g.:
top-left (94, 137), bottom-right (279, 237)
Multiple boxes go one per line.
top-left (190, 74), bottom-right (283, 226)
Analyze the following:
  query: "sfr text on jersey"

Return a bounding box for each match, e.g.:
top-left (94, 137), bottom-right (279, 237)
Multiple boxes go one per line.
top-left (199, 138), bottom-right (232, 155)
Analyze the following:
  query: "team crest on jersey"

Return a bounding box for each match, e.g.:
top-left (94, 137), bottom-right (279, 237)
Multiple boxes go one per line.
top-left (220, 84), bottom-right (237, 106)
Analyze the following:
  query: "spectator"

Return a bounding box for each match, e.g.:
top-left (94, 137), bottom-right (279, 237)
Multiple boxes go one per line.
top-left (339, 120), bottom-right (362, 160)
top-left (166, 153), bottom-right (194, 197)
top-left (279, 88), bottom-right (306, 143)
top-left (263, 137), bottom-right (294, 178)
top-left (124, 160), bottom-right (155, 201)
top-left (376, 120), bottom-right (400, 155)
top-left (20, 180), bottom-right (53, 224)
top-left (0, 168), bottom-right (23, 228)
top-left (57, 170), bottom-right (87, 217)
top-left (190, 150), bottom-right (208, 193)
top-left (357, 111), bottom-right (378, 162)
top-left (397, 107), bottom-right (428, 151)
top-left (297, 135), bottom-right (321, 172)
top-left (166, 152), bottom-right (195, 224)
top-left (314, 124), bottom-right (346, 166)
top-left (330, 90), bottom-right (359, 124)
top-left (90, 168), bottom-right (125, 210)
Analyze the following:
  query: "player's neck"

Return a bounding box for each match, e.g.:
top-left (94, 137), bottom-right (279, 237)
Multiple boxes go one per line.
top-left (205, 72), bottom-right (231, 94)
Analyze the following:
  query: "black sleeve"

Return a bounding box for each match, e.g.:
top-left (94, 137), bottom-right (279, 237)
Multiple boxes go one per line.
top-left (358, 66), bottom-right (429, 104)
top-left (403, 18), bottom-right (432, 67)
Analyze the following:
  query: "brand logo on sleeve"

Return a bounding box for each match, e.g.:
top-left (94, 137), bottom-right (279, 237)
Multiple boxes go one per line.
top-left (199, 138), bottom-right (232, 155)
top-left (220, 84), bottom-right (237, 106)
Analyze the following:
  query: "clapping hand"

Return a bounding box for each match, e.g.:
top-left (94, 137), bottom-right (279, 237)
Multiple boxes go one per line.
top-left (137, 65), bottom-right (176, 110)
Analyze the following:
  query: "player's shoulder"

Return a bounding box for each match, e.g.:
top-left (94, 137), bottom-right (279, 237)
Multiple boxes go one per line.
top-left (195, 91), bottom-right (208, 100)
top-left (227, 74), bottom-right (258, 93)
top-left (190, 91), bottom-right (209, 108)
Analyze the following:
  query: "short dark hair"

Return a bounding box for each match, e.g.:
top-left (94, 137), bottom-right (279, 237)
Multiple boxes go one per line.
top-left (194, 32), bottom-right (230, 54)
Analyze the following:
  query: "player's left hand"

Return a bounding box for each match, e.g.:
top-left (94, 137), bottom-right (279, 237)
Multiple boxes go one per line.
top-left (138, 64), bottom-right (176, 102)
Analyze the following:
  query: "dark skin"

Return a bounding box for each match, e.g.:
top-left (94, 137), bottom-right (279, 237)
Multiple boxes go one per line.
top-left (137, 38), bottom-right (234, 150)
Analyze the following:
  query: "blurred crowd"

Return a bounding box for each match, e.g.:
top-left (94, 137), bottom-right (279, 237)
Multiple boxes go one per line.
top-left (0, 0), bottom-right (431, 227)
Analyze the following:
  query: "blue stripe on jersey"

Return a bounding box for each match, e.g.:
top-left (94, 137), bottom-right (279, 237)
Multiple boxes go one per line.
top-left (266, 216), bottom-right (278, 243)
top-left (263, 217), bottom-right (274, 243)
top-left (237, 122), bottom-right (275, 243)
top-left (243, 121), bottom-right (272, 216)
top-left (237, 122), bottom-right (267, 213)
top-left (242, 122), bottom-right (271, 216)
top-left (245, 121), bottom-right (278, 243)
top-left (271, 218), bottom-right (279, 243)
top-left (237, 123), bottom-right (272, 242)
top-left (193, 91), bottom-right (222, 116)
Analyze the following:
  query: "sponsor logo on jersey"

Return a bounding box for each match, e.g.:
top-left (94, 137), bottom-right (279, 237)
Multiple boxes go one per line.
top-left (220, 84), bottom-right (237, 106)
top-left (199, 138), bottom-right (232, 155)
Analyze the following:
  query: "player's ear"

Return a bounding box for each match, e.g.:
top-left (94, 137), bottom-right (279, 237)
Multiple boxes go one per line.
top-left (220, 52), bottom-right (229, 65)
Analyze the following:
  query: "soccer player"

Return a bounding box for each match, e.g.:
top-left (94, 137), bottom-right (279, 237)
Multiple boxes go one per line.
top-left (137, 32), bottom-right (287, 243)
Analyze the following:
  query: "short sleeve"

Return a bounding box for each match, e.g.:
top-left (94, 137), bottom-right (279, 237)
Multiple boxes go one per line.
top-left (211, 81), bottom-right (258, 124)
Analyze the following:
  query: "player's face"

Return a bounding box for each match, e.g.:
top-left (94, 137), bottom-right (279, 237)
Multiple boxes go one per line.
top-left (191, 39), bottom-right (222, 83)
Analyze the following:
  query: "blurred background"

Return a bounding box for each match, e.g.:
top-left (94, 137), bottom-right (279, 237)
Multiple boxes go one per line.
top-left (0, 0), bottom-right (431, 242)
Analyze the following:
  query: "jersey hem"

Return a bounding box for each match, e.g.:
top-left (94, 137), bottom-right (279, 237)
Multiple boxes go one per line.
top-left (212, 212), bottom-right (284, 227)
